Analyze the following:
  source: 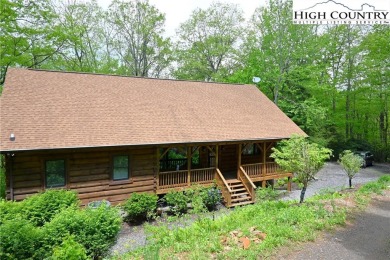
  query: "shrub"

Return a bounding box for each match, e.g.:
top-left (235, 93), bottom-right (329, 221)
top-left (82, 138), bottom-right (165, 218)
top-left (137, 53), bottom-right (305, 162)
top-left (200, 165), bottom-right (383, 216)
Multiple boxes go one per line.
top-left (23, 189), bottom-right (80, 226)
top-left (164, 190), bottom-right (188, 215)
top-left (201, 187), bottom-right (221, 211)
top-left (42, 204), bottom-right (122, 259)
top-left (184, 186), bottom-right (221, 212)
top-left (0, 219), bottom-right (43, 260)
top-left (123, 192), bottom-right (158, 222)
top-left (255, 186), bottom-right (279, 201)
top-left (0, 199), bottom-right (24, 225)
top-left (51, 235), bottom-right (88, 260)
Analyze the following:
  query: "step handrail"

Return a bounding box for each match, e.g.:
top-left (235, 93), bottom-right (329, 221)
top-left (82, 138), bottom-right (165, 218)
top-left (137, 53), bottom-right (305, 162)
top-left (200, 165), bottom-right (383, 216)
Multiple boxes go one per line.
top-left (215, 168), bottom-right (232, 193)
top-left (239, 166), bottom-right (256, 189)
top-left (238, 166), bottom-right (256, 201)
top-left (215, 168), bottom-right (232, 207)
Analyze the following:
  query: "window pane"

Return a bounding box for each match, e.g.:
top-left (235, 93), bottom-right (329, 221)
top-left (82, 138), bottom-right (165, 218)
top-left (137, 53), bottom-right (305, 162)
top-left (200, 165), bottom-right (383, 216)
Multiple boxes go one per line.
top-left (113, 156), bottom-right (129, 180)
top-left (114, 156), bottom-right (128, 167)
top-left (114, 167), bottom-right (128, 180)
top-left (46, 160), bottom-right (65, 187)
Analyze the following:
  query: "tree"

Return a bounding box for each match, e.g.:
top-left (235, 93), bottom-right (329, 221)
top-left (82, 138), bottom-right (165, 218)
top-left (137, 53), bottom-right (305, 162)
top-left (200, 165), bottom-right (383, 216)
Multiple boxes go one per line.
top-left (338, 150), bottom-right (363, 188)
top-left (271, 135), bottom-right (332, 203)
top-left (108, 0), bottom-right (172, 77)
top-left (0, 0), bottom-right (64, 85)
top-left (174, 2), bottom-right (244, 81)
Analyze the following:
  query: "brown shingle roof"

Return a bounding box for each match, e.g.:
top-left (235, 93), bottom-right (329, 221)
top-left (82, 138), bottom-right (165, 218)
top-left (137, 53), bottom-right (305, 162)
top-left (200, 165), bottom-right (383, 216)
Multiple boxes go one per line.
top-left (0, 68), bottom-right (306, 151)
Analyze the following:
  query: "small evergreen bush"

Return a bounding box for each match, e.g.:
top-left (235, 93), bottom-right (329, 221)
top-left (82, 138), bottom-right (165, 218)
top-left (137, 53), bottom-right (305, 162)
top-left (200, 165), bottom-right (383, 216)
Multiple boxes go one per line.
top-left (42, 204), bottom-right (122, 259)
top-left (51, 235), bottom-right (88, 260)
top-left (23, 189), bottom-right (79, 226)
top-left (123, 192), bottom-right (158, 222)
top-left (0, 219), bottom-right (43, 260)
top-left (164, 190), bottom-right (188, 215)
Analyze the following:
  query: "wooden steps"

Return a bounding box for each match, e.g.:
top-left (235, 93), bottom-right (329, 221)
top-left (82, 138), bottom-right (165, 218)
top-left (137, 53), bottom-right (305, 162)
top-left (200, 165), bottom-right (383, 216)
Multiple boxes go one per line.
top-left (226, 179), bottom-right (254, 207)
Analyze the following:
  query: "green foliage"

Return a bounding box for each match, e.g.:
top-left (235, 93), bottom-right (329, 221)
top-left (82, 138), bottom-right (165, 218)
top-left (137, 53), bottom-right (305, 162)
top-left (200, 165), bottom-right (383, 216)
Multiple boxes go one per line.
top-left (123, 192), bottom-right (158, 222)
top-left (22, 190), bottom-right (79, 226)
top-left (0, 219), bottom-right (43, 260)
top-left (164, 190), bottom-right (188, 215)
top-left (255, 187), bottom-right (279, 201)
top-left (271, 135), bottom-right (332, 187)
top-left (51, 235), bottom-right (88, 260)
top-left (185, 185), bottom-right (221, 212)
top-left (271, 135), bottom-right (332, 203)
top-left (338, 150), bottom-right (363, 187)
top-left (42, 205), bottom-right (122, 259)
top-left (358, 176), bottom-right (390, 195)
top-left (132, 196), bottom-right (348, 259)
top-left (174, 2), bottom-right (244, 81)
top-left (0, 199), bottom-right (23, 225)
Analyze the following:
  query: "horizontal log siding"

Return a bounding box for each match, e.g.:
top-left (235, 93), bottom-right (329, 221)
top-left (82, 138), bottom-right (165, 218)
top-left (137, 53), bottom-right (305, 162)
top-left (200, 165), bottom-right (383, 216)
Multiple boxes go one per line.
top-left (219, 145), bottom-right (237, 174)
top-left (7, 147), bottom-right (156, 205)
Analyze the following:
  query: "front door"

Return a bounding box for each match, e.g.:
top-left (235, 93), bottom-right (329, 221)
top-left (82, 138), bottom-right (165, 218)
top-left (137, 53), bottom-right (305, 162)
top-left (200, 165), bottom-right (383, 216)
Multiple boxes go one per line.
top-left (218, 144), bottom-right (238, 179)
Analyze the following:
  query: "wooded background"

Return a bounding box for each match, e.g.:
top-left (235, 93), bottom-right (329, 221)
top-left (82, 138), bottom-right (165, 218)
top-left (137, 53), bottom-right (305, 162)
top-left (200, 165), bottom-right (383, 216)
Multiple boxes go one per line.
top-left (1, 0), bottom-right (389, 161)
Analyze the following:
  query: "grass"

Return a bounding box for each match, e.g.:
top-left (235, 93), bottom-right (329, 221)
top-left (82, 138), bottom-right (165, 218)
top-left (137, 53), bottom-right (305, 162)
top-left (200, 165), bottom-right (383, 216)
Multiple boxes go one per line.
top-left (113, 175), bottom-right (390, 259)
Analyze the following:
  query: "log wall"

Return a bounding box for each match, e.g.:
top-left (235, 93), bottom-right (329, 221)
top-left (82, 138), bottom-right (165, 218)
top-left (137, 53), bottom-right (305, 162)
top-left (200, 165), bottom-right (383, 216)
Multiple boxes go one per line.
top-left (218, 144), bottom-right (237, 174)
top-left (6, 146), bottom-right (157, 205)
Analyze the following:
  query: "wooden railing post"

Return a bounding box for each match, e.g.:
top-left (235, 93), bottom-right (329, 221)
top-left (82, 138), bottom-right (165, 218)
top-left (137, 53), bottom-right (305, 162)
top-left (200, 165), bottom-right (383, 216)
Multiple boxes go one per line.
top-left (237, 143), bottom-right (242, 179)
top-left (187, 146), bottom-right (191, 187)
top-left (262, 142), bottom-right (267, 188)
top-left (215, 145), bottom-right (219, 169)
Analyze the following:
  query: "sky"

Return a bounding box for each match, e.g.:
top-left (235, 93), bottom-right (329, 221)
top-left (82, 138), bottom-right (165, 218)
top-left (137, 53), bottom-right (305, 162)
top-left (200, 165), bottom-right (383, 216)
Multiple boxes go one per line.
top-left (96, 0), bottom-right (265, 36)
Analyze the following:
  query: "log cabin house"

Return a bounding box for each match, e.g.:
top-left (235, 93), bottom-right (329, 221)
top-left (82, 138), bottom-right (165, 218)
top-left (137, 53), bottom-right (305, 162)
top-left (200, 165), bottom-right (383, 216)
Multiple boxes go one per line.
top-left (0, 68), bottom-right (306, 207)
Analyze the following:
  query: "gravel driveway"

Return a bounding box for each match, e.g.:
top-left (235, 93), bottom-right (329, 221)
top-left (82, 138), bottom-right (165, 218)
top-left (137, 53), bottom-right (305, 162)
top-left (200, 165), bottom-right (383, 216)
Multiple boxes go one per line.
top-left (109, 162), bottom-right (390, 257)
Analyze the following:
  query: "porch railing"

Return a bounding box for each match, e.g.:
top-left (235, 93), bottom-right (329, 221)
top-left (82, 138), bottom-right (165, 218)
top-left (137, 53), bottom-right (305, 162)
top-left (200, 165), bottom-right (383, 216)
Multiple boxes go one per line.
top-left (190, 168), bottom-right (215, 184)
top-left (158, 168), bottom-right (215, 190)
top-left (241, 162), bottom-right (284, 178)
top-left (159, 158), bottom-right (187, 171)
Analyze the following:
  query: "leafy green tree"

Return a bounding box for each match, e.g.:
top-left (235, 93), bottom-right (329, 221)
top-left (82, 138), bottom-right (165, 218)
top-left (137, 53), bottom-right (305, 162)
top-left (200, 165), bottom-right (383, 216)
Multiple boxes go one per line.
top-left (0, 0), bottom-right (64, 84)
top-left (271, 135), bottom-right (332, 203)
top-left (174, 2), bottom-right (244, 81)
top-left (338, 150), bottom-right (363, 188)
top-left (108, 0), bottom-right (172, 77)
top-left (44, 0), bottom-right (105, 72)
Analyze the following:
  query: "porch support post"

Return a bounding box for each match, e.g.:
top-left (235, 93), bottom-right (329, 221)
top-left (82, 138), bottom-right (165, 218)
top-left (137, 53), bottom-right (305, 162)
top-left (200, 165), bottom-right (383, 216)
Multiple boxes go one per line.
top-left (262, 142), bottom-right (267, 188)
top-left (187, 146), bottom-right (191, 186)
top-left (237, 143), bottom-right (242, 178)
top-left (156, 147), bottom-right (160, 191)
top-left (287, 176), bottom-right (292, 191)
top-left (215, 145), bottom-right (219, 169)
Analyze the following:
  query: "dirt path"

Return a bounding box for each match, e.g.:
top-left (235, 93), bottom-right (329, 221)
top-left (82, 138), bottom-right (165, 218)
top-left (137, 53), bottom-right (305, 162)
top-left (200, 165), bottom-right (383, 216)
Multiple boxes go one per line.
top-left (276, 189), bottom-right (390, 260)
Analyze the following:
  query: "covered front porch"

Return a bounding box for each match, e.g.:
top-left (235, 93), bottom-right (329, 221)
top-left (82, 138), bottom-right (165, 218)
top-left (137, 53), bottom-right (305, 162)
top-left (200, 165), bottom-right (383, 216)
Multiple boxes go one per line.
top-left (156, 142), bottom-right (292, 207)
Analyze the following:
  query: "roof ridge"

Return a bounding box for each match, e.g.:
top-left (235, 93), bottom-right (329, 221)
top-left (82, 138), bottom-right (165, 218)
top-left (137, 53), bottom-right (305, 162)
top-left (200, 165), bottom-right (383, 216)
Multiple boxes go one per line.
top-left (25, 68), bottom-right (247, 86)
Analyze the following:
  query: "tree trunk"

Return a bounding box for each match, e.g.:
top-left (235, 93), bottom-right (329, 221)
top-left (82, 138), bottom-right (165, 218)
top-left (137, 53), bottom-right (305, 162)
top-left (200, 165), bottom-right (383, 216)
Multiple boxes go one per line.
top-left (349, 177), bottom-right (352, 188)
top-left (299, 186), bottom-right (307, 203)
